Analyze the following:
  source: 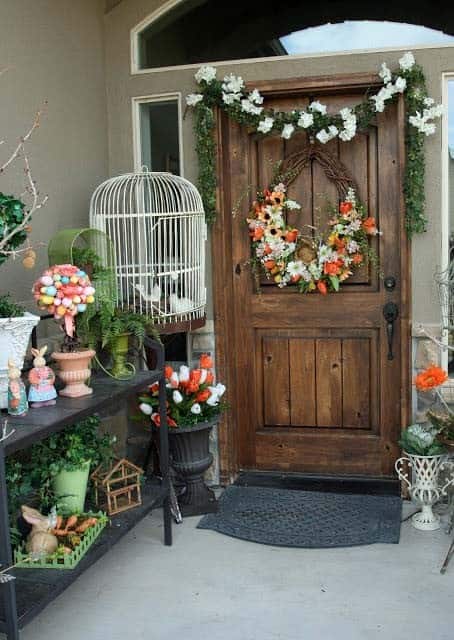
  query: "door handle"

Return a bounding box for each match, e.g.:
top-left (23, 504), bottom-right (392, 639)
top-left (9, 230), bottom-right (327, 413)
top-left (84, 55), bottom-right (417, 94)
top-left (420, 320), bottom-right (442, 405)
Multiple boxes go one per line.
top-left (382, 302), bottom-right (399, 361)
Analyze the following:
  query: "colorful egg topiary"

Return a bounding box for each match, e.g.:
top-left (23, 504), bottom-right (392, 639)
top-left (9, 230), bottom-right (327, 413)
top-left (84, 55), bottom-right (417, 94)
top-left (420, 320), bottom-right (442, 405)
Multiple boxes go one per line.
top-left (33, 264), bottom-right (95, 337)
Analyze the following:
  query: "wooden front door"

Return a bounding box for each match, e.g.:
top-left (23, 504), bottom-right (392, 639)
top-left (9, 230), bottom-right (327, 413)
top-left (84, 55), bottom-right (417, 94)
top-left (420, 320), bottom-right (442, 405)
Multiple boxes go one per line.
top-left (213, 73), bottom-right (410, 479)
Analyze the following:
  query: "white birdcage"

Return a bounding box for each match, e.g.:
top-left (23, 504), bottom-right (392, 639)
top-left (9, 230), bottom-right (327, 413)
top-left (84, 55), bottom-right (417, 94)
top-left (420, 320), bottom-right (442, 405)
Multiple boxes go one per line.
top-left (89, 170), bottom-right (206, 327)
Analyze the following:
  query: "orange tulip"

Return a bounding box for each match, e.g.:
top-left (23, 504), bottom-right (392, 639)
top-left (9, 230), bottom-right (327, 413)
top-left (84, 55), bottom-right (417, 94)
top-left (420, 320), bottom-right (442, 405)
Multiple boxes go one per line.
top-left (196, 389), bottom-right (210, 402)
top-left (164, 365), bottom-right (173, 380)
top-left (205, 372), bottom-right (214, 385)
top-left (189, 369), bottom-right (202, 385)
top-left (339, 201), bottom-right (352, 214)
top-left (317, 281), bottom-right (328, 295)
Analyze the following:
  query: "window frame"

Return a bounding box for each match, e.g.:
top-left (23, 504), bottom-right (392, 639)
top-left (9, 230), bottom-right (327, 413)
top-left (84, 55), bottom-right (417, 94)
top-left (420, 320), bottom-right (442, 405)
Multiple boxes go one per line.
top-left (130, 4), bottom-right (454, 76)
top-left (131, 92), bottom-right (184, 176)
top-left (441, 72), bottom-right (454, 369)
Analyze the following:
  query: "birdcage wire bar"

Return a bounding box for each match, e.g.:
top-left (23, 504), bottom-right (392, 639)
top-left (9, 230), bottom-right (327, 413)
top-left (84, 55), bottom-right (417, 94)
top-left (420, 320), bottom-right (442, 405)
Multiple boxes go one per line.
top-left (89, 171), bottom-right (206, 326)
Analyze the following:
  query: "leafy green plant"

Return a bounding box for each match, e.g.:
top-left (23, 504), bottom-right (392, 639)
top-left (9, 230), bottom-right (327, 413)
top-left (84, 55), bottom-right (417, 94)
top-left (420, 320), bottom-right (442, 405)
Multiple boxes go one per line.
top-left (0, 293), bottom-right (25, 318)
top-left (101, 308), bottom-right (156, 348)
top-left (399, 423), bottom-right (446, 456)
top-left (6, 416), bottom-right (115, 541)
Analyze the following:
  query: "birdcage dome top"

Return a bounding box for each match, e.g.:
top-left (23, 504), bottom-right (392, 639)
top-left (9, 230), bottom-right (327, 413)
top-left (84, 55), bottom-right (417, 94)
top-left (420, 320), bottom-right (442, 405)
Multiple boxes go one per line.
top-left (90, 170), bottom-right (204, 216)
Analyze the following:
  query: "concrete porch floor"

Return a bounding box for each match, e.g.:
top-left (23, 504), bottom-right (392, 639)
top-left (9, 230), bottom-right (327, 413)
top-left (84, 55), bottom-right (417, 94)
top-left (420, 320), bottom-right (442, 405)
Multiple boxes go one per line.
top-left (22, 501), bottom-right (453, 640)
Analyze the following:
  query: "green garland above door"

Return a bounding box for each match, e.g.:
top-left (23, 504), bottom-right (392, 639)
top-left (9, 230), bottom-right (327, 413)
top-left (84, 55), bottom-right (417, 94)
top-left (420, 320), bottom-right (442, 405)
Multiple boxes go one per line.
top-left (185, 51), bottom-right (442, 236)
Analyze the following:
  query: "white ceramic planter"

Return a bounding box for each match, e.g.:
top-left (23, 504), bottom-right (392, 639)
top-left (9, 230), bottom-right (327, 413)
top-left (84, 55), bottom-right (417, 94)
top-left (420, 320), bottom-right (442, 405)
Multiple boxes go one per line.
top-left (395, 452), bottom-right (454, 531)
top-left (0, 313), bottom-right (40, 408)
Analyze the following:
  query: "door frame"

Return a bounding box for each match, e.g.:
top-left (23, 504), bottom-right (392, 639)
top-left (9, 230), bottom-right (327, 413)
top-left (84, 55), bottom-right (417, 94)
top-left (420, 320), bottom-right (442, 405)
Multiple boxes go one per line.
top-left (211, 71), bottom-right (411, 483)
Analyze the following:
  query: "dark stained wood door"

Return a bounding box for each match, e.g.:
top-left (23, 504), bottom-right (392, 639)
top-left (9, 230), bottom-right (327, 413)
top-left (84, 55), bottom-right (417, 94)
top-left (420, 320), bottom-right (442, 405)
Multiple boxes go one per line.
top-left (213, 73), bottom-right (410, 478)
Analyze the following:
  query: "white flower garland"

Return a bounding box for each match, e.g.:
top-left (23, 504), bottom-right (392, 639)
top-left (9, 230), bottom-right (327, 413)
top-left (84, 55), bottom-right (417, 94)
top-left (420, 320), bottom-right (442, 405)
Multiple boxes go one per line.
top-left (187, 51), bottom-right (442, 141)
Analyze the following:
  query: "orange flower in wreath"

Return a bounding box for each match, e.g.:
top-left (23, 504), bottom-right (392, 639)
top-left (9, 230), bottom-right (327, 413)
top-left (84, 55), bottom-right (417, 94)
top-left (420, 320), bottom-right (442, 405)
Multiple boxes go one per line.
top-left (352, 253), bottom-right (363, 265)
top-left (324, 260), bottom-right (343, 276)
top-left (269, 191), bottom-right (285, 206)
top-left (362, 217), bottom-right (377, 235)
top-left (414, 365), bottom-right (448, 391)
top-left (317, 281), bottom-right (328, 295)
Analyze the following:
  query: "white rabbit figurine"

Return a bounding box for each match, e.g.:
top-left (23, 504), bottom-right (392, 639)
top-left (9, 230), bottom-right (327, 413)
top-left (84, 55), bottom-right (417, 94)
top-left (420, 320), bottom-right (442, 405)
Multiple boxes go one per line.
top-left (28, 346), bottom-right (57, 407)
top-left (7, 359), bottom-right (28, 416)
top-left (21, 505), bottom-right (58, 556)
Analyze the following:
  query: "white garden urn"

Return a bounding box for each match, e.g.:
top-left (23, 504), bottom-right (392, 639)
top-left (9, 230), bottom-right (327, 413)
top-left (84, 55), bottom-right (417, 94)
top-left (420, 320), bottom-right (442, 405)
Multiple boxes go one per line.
top-left (0, 313), bottom-right (40, 408)
top-left (395, 452), bottom-right (454, 531)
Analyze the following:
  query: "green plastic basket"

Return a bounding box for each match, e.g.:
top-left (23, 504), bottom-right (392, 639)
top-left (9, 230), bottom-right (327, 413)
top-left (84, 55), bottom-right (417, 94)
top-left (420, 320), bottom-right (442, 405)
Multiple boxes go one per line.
top-left (14, 513), bottom-right (108, 570)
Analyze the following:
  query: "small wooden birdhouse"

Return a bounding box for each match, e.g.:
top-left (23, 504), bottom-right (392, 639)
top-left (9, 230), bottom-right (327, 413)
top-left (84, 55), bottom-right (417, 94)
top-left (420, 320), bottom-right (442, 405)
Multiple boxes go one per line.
top-left (91, 458), bottom-right (143, 516)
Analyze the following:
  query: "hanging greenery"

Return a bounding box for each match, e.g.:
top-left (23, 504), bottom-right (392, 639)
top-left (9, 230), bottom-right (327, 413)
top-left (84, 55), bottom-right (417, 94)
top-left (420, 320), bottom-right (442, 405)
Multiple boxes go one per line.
top-left (186, 52), bottom-right (442, 236)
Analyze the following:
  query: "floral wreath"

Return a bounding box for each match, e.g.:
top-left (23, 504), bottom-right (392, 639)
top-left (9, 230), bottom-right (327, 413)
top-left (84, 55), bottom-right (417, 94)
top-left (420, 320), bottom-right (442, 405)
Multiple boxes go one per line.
top-left (247, 183), bottom-right (379, 295)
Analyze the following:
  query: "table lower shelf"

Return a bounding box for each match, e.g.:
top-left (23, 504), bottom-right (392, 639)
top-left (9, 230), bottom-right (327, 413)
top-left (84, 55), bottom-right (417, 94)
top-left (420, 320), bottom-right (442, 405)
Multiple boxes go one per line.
top-left (0, 479), bottom-right (167, 631)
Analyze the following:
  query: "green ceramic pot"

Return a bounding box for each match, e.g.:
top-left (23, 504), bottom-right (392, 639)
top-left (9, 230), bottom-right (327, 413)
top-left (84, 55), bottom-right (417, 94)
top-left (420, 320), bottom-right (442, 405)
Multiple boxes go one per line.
top-left (52, 460), bottom-right (91, 513)
top-left (109, 332), bottom-right (133, 378)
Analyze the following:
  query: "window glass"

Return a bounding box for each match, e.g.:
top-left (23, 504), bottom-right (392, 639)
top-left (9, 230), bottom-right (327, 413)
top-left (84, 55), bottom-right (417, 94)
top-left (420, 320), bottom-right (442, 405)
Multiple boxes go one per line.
top-left (137, 1), bottom-right (454, 70)
top-left (139, 100), bottom-right (180, 175)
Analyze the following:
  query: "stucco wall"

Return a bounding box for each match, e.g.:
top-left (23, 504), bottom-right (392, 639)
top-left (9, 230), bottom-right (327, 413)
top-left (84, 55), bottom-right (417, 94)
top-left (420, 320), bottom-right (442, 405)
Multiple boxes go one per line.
top-left (0, 0), bottom-right (108, 308)
top-left (104, 0), bottom-right (454, 329)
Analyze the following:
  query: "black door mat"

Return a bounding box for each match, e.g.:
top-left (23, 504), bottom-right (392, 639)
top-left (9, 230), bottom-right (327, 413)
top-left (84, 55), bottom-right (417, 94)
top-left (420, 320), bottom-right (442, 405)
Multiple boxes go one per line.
top-left (198, 485), bottom-right (402, 548)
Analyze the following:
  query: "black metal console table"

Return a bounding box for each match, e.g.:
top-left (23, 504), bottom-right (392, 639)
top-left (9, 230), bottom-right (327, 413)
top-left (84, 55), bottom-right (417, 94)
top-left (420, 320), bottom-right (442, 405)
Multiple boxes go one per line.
top-left (0, 339), bottom-right (172, 640)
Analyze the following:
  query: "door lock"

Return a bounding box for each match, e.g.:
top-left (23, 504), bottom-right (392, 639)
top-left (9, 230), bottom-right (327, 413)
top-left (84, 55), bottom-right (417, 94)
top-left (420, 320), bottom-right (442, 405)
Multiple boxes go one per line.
top-left (384, 276), bottom-right (396, 292)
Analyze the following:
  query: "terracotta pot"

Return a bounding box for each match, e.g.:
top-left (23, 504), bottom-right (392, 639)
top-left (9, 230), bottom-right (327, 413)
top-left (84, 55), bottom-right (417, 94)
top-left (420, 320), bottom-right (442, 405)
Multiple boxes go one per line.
top-left (51, 349), bottom-right (96, 398)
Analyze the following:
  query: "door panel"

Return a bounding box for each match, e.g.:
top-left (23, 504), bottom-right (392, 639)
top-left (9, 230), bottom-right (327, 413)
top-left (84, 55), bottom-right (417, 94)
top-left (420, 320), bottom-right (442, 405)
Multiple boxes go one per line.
top-left (215, 73), bottom-right (409, 477)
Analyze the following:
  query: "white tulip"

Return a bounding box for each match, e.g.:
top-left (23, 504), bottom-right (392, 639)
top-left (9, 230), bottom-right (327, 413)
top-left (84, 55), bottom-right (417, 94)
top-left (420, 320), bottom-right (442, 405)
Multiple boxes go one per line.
top-left (139, 403), bottom-right (153, 416)
top-left (191, 403), bottom-right (202, 415)
top-left (173, 390), bottom-right (183, 404)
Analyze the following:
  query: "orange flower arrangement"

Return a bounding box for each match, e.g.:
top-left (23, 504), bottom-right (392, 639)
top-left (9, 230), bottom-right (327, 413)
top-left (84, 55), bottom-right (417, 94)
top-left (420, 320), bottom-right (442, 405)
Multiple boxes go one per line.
top-left (414, 365), bottom-right (448, 391)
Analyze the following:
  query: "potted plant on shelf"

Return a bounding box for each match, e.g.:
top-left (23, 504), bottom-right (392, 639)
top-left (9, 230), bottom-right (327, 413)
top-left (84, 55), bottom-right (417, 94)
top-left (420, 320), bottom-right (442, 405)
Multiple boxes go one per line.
top-left (395, 365), bottom-right (454, 531)
top-left (33, 264), bottom-right (96, 397)
top-left (139, 354), bottom-right (226, 516)
top-left (7, 415), bottom-right (114, 517)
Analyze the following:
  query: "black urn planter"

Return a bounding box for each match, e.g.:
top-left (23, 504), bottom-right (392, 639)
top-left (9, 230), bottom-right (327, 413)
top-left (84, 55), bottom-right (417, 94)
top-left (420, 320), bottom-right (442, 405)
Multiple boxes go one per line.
top-left (168, 418), bottom-right (218, 517)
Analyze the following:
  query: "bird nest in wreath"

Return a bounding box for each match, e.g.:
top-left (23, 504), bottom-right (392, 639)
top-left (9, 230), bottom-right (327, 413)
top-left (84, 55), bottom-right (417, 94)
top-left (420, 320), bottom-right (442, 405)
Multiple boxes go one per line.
top-left (246, 147), bottom-right (381, 295)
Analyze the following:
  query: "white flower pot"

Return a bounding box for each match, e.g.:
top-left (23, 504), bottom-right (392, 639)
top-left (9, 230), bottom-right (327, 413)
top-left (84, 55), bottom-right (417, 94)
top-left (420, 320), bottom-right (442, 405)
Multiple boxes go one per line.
top-left (0, 313), bottom-right (40, 408)
top-left (395, 452), bottom-right (454, 531)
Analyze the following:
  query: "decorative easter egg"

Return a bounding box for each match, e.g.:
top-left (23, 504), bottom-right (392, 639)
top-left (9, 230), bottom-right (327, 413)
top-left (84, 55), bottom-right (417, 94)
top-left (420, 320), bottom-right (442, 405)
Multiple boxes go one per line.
top-left (62, 297), bottom-right (72, 308)
top-left (55, 281), bottom-right (62, 289)
top-left (61, 276), bottom-right (69, 284)
top-left (53, 274), bottom-right (61, 281)
top-left (56, 305), bottom-right (66, 316)
top-left (41, 276), bottom-right (53, 286)
top-left (76, 286), bottom-right (83, 294)
top-left (73, 295), bottom-right (81, 304)
top-left (46, 286), bottom-right (57, 296)
top-left (40, 286), bottom-right (47, 294)
top-left (70, 275), bottom-right (79, 284)
top-left (77, 303), bottom-right (87, 312)
top-left (86, 295), bottom-right (95, 304)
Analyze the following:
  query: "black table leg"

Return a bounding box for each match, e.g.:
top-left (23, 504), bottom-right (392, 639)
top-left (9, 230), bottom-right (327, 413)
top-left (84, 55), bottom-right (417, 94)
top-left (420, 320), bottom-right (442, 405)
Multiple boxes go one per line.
top-left (0, 447), bottom-right (19, 640)
top-left (158, 376), bottom-right (172, 547)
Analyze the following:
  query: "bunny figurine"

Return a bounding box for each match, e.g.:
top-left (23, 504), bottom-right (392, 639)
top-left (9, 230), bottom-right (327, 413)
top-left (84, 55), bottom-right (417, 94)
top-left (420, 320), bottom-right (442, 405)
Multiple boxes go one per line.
top-left (21, 505), bottom-right (58, 556)
top-left (28, 346), bottom-right (57, 408)
top-left (7, 359), bottom-right (28, 416)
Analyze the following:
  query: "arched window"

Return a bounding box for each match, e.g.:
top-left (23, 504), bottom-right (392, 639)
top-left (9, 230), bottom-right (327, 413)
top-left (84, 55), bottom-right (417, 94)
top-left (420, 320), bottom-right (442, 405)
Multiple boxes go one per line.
top-left (132, 0), bottom-right (454, 72)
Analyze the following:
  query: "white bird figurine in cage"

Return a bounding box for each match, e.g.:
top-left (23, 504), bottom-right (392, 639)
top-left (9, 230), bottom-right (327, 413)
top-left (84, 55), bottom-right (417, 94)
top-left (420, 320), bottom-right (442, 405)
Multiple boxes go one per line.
top-left (134, 283), bottom-right (161, 303)
top-left (169, 294), bottom-right (194, 314)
